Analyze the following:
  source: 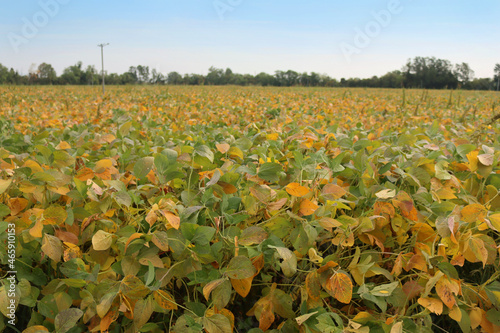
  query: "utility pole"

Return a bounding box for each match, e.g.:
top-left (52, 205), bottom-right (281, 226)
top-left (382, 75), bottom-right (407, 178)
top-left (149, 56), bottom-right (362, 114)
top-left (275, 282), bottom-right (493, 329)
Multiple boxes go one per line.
top-left (97, 43), bottom-right (109, 94)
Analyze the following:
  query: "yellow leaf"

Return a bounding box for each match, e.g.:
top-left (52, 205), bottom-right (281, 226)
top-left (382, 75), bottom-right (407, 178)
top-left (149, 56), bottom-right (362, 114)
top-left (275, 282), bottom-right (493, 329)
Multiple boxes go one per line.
top-left (469, 307), bottom-right (483, 329)
top-left (92, 230), bottom-right (113, 251)
top-left (29, 219), bottom-right (43, 238)
top-left (418, 297), bottom-right (443, 315)
top-left (324, 272), bottom-right (353, 304)
top-left (22, 160), bottom-right (43, 173)
top-left (285, 182), bottom-right (309, 197)
top-left (467, 151), bottom-right (479, 172)
top-left (228, 146), bottom-right (244, 161)
top-left (435, 277), bottom-right (459, 309)
top-left (448, 305), bottom-right (462, 322)
top-left (266, 133), bottom-right (279, 140)
top-left (461, 204), bottom-right (487, 223)
top-left (436, 187), bottom-right (457, 200)
top-left (162, 211), bottom-right (180, 229)
top-left (56, 141), bottom-right (71, 150)
top-left (299, 199), bottom-right (318, 216)
top-left (145, 209), bottom-right (158, 227)
top-left (488, 213), bottom-right (500, 231)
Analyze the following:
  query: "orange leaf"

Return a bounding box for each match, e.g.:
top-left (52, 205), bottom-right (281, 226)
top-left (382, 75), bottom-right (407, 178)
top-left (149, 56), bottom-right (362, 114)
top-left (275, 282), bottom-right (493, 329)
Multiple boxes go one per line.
top-left (153, 290), bottom-right (177, 310)
top-left (230, 254), bottom-right (264, 297)
top-left (75, 167), bottom-right (94, 181)
top-left (8, 197), bottom-right (28, 216)
top-left (216, 143), bottom-right (230, 154)
top-left (392, 191), bottom-right (418, 221)
top-left (124, 233), bottom-right (143, 251)
top-left (218, 181), bottom-right (238, 194)
top-left (324, 272), bottom-right (353, 304)
top-left (286, 182), bottom-right (309, 197)
top-left (322, 184), bottom-right (347, 199)
top-left (404, 253), bottom-right (428, 272)
top-left (257, 300), bottom-right (275, 331)
top-left (299, 199), bottom-right (318, 216)
top-left (418, 297), bottom-right (443, 315)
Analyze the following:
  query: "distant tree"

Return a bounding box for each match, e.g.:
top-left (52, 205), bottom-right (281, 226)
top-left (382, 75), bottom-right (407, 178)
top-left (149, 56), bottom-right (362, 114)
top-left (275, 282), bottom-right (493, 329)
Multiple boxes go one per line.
top-left (379, 70), bottom-right (403, 88)
top-left (167, 71), bottom-right (183, 85)
top-left (120, 72), bottom-right (137, 84)
top-left (60, 61), bottom-right (84, 85)
top-left (403, 57), bottom-right (457, 89)
top-left (85, 65), bottom-right (98, 85)
top-left (37, 63), bottom-right (57, 84)
top-left (255, 72), bottom-right (275, 86)
top-left (0, 63), bottom-right (9, 84)
top-left (150, 69), bottom-right (165, 84)
top-left (223, 68), bottom-right (234, 85)
top-left (495, 63), bottom-right (500, 91)
top-left (184, 74), bottom-right (205, 85)
top-left (309, 72), bottom-right (320, 86)
top-left (454, 62), bottom-right (475, 87)
top-left (136, 65), bottom-right (150, 83)
top-left (206, 67), bottom-right (224, 85)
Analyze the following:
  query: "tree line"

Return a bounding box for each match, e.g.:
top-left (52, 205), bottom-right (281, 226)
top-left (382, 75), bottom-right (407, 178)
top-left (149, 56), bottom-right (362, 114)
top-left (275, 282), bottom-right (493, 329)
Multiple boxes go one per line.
top-left (1, 57), bottom-right (499, 90)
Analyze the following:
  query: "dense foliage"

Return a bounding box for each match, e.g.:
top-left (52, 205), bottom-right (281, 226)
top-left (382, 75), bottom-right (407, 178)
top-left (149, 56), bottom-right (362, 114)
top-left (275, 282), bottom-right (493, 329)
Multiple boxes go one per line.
top-left (1, 58), bottom-right (499, 90)
top-left (1, 86), bottom-right (500, 333)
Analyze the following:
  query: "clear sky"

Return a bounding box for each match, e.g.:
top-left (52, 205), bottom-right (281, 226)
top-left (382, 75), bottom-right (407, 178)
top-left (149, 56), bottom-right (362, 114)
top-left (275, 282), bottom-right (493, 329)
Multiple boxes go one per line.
top-left (1, 0), bottom-right (499, 79)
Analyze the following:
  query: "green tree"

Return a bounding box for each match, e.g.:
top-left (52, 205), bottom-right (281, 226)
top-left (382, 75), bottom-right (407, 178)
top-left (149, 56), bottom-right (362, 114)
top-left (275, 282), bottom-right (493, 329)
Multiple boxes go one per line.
top-left (495, 63), bottom-right (500, 91)
top-left (60, 61), bottom-right (84, 84)
top-left (38, 63), bottom-right (57, 84)
top-left (167, 71), bottom-right (183, 85)
top-left (454, 62), bottom-right (475, 87)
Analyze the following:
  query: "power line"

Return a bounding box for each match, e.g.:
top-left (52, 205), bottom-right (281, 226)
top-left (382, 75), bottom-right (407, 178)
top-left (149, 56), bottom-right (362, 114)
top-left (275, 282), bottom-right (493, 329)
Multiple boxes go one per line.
top-left (97, 43), bottom-right (109, 95)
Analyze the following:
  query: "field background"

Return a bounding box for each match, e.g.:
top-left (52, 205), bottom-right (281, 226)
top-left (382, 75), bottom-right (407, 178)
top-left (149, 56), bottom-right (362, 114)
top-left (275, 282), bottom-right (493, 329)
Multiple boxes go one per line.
top-left (1, 86), bottom-right (500, 333)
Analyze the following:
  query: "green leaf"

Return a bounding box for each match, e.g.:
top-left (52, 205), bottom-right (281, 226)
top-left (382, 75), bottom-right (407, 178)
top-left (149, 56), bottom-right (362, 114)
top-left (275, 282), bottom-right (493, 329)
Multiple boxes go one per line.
top-left (54, 308), bottom-right (83, 333)
top-left (225, 256), bottom-right (256, 279)
top-left (436, 262), bottom-right (459, 280)
top-left (134, 296), bottom-right (155, 328)
top-left (258, 162), bottom-right (283, 182)
top-left (203, 314), bottom-right (232, 333)
top-left (370, 281), bottom-right (399, 297)
top-left (145, 261), bottom-right (155, 286)
top-left (134, 157), bottom-right (155, 180)
top-left (486, 308), bottom-right (500, 326)
top-left (195, 145), bottom-right (214, 163)
top-left (113, 191), bottom-right (132, 207)
top-left (60, 259), bottom-right (91, 280)
top-left (0, 203), bottom-right (10, 218)
top-left (154, 153), bottom-right (170, 175)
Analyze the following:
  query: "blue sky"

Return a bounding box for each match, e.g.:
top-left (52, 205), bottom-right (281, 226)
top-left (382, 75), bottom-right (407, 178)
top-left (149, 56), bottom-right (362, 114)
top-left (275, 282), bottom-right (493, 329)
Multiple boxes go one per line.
top-left (1, 0), bottom-right (499, 79)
